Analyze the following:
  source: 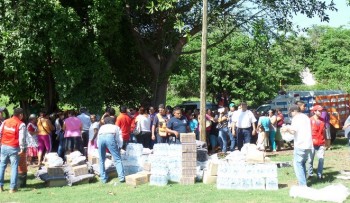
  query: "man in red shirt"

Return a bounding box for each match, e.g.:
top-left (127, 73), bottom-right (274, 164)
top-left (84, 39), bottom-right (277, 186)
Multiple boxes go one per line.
top-left (116, 106), bottom-right (131, 149)
top-left (308, 105), bottom-right (325, 180)
top-left (0, 108), bottom-right (27, 193)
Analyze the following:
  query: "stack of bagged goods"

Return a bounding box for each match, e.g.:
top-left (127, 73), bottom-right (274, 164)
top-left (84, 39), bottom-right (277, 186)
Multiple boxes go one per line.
top-left (122, 143), bottom-right (146, 175)
top-left (149, 143), bottom-right (171, 186)
top-left (180, 133), bottom-right (197, 185)
top-left (64, 151), bottom-right (95, 186)
top-left (196, 140), bottom-right (208, 162)
top-left (167, 144), bottom-right (182, 182)
top-left (91, 156), bottom-right (117, 178)
top-left (87, 148), bottom-right (99, 165)
top-left (216, 161), bottom-right (278, 190)
top-left (36, 152), bottom-right (67, 187)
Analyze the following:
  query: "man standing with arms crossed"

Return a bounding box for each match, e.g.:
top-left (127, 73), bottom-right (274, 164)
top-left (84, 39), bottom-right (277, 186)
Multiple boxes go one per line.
top-left (0, 108), bottom-right (27, 193)
top-left (282, 105), bottom-right (313, 186)
top-left (231, 102), bottom-right (257, 151)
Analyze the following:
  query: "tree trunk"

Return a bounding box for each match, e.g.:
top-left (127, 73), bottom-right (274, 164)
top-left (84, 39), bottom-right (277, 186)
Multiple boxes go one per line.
top-left (152, 76), bottom-right (168, 106)
top-left (44, 68), bottom-right (59, 114)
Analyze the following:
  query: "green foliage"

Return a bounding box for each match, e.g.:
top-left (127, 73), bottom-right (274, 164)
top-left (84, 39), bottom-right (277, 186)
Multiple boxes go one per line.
top-left (309, 26), bottom-right (350, 92)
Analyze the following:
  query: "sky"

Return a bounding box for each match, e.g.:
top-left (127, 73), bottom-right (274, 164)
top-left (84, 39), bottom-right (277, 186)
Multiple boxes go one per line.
top-left (292, 0), bottom-right (350, 29)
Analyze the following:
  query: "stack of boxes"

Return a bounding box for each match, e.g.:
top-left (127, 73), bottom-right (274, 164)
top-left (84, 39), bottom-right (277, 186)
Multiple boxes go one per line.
top-left (180, 133), bottom-right (197, 185)
top-left (203, 161), bottom-right (218, 184)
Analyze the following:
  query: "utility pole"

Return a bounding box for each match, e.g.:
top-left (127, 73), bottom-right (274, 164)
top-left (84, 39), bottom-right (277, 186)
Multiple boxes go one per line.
top-left (200, 0), bottom-right (208, 142)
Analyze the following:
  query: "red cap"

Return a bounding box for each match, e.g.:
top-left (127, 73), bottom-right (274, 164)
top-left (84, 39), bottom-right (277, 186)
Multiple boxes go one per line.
top-left (311, 105), bottom-right (323, 111)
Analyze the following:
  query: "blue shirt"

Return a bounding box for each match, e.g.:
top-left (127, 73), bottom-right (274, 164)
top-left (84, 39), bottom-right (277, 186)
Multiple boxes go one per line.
top-left (258, 116), bottom-right (270, 132)
top-left (167, 116), bottom-right (188, 134)
top-left (189, 119), bottom-right (198, 132)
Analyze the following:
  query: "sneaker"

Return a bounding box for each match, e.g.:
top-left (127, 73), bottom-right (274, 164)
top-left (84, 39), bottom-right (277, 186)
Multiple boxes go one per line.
top-left (317, 175), bottom-right (323, 180)
top-left (9, 189), bottom-right (17, 193)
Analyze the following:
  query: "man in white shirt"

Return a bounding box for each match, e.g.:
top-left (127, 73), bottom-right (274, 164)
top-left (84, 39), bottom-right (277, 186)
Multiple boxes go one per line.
top-left (282, 105), bottom-right (313, 186)
top-left (77, 107), bottom-right (91, 150)
top-left (231, 102), bottom-right (257, 151)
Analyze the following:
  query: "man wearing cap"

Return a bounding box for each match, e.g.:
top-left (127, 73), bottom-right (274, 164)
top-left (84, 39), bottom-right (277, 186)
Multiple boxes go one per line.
top-left (231, 102), bottom-right (257, 151)
top-left (308, 105), bottom-right (326, 180)
top-left (227, 103), bottom-right (237, 151)
top-left (282, 105), bottom-right (313, 186)
top-left (0, 108), bottom-right (27, 193)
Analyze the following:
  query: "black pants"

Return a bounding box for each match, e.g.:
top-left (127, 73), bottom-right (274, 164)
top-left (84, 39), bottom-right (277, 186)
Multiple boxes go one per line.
top-left (82, 130), bottom-right (89, 148)
top-left (136, 131), bottom-right (152, 148)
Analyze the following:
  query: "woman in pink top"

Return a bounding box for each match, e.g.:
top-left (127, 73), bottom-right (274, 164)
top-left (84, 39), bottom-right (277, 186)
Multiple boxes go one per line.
top-left (63, 110), bottom-right (83, 153)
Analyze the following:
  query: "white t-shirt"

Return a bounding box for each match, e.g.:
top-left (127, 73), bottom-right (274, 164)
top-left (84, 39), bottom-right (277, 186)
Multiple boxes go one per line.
top-left (290, 113), bottom-right (313, 149)
top-left (232, 109), bottom-right (257, 128)
top-left (136, 114), bottom-right (151, 132)
top-left (89, 121), bottom-right (100, 140)
top-left (98, 124), bottom-right (123, 147)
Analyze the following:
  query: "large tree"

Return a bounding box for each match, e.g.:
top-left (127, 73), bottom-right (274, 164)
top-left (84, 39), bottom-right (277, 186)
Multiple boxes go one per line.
top-left (126, 0), bottom-right (336, 105)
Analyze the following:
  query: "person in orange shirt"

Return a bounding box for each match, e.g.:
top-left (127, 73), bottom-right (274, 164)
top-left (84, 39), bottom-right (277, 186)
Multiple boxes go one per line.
top-left (0, 108), bottom-right (27, 193)
top-left (116, 106), bottom-right (131, 149)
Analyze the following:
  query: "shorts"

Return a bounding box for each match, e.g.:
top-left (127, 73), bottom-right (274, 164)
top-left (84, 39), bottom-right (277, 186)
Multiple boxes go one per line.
top-left (325, 127), bottom-right (331, 139)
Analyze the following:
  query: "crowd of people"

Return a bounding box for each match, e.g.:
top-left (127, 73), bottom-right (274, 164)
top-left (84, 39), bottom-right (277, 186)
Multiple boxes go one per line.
top-left (0, 98), bottom-right (346, 192)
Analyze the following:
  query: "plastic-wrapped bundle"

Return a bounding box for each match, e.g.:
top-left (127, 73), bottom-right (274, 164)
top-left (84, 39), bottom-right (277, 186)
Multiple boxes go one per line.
top-left (153, 144), bottom-right (169, 156)
top-left (124, 166), bottom-right (143, 176)
top-left (197, 148), bottom-right (208, 162)
top-left (47, 156), bottom-right (64, 167)
top-left (168, 172), bottom-right (181, 182)
top-left (67, 174), bottom-right (95, 186)
top-left (265, 177), bottom-right (278, 190)
top-left (126, 143), bottom-right (143, 157)
top-left (70, 156), bottom-right (87, 167)
top-left (252, 177), bottom-right (266, 190)
top-left (150, 175), bottom-right (168, 186)
top-left (196, 140), bottom-right (207, 149)
top-left (168, 144), bottom-right (182, 156)
top-left (91, 164), bottom-right (116, 176)
top-left (151, 162), bottom-right (168, 176)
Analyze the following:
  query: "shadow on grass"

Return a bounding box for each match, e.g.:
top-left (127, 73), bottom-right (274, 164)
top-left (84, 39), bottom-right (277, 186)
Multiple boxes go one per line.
top-left (308, 170), bottom-right (340, 185)
top-left (278, 183), bottom-right (288, 189)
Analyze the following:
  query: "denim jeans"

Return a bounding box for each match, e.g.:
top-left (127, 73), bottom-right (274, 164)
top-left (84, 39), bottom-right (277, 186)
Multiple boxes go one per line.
top-left (218, 127), bottom-right (229, 152)
top-left (309, 146), bottom-right (325, 178)
top-left (293, 148), bottom-right (312, 186)
top-left (156, 133), bottom-right (169, 144)
top-left (237, 128), bottom-right (252, 151)
top-left (97, 134), bottom-right (125, 183)
top-left (57, 131), bottom-right (66, 160)
top-left (228, 128), bottom-right (236, 152)
top-left (0, 145), bottom-right (20, 190)
top-left (209, 134), bottom-right (218, 151)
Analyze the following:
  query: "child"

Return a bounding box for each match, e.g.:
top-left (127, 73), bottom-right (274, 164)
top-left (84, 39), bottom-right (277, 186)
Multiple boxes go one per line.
top-left (189, 113), bottom-right (199, 140)
top-left (256, 125), bottom-right (266, 151)
top-left (27, 114), bottom-right (38, 165)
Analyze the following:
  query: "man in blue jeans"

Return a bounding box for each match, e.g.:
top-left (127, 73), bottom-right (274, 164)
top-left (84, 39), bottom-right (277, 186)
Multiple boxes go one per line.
top-left (0, 108), bottom-right (27, 193)
top-left (97, 116), bottom-right (125, 183)
top-left (231, 102), bottom-right (257, 151)
top-left (282, 105), bottom-right (313, 186)
top-left (227, 103), bottom-right (237, 151)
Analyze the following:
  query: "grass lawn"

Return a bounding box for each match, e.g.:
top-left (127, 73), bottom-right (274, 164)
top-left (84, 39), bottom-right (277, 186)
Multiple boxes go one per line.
top-left (1, 138), bottom-right (350, 203)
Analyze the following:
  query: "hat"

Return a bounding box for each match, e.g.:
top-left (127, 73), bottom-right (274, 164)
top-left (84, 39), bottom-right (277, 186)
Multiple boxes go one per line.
top-left (289, 105), bottom-right (300, 112)
top-left (229, 103), bottom-right (235, 107)
top-left (311, 105), bottom-right (323, 111)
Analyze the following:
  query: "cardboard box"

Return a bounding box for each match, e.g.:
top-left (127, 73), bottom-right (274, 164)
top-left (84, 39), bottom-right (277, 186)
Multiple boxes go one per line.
top-left (181, 167), bottom-right (197, 176)
top-left (72, 164), bottom-right (89, 176)
top-left (126, 173), bottom-right (148, 186)
top-left (180, 133), bottom-right (196, 143)
top-left (180, 176), bottom-right (195, 185)
top-left (207, 162), bottom-right (218, 176)
top-left (182, 143), bottom-right (197, 153)
top-left (203, 171), bottom-right (217, 184)
top-left (137, 171), bottom-right (151, 182)
top-left (47, 167), bottom-right (65, 177)
top-left (143, 163), bottom-right (151, 171)
top-left (88, 155), bottom-right (99, 165)
top-left (46, 179), bottom-right (67, 187)
top-left (182, 161), bottom-right (197, 168)
top-left (182, 152), bottom-right (197, 161)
